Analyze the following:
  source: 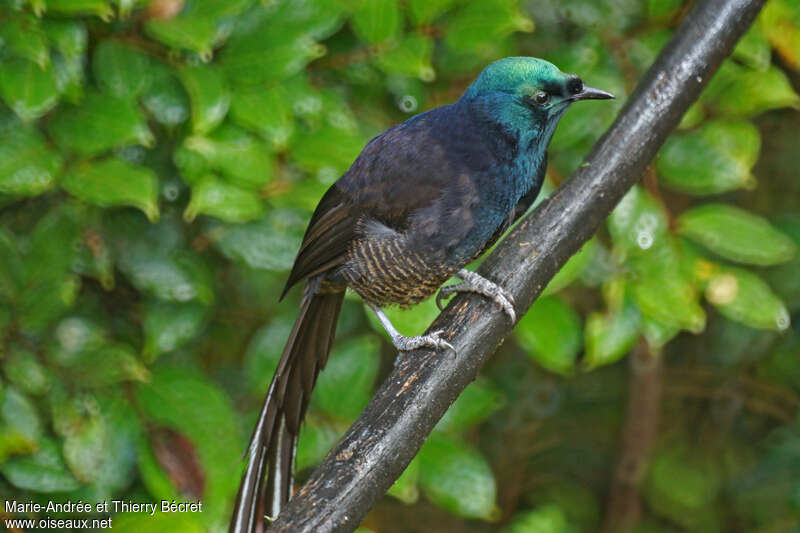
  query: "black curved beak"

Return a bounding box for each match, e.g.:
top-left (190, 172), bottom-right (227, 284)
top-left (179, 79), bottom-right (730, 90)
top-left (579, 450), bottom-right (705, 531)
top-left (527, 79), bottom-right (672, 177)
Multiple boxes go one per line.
top-left (573, 86), bottom-right (615, 101)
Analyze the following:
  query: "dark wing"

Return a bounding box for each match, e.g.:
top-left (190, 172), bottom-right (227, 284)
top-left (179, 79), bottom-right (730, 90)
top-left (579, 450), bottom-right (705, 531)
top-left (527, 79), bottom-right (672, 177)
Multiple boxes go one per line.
top-left (281, 103), bottom-right (483, 298)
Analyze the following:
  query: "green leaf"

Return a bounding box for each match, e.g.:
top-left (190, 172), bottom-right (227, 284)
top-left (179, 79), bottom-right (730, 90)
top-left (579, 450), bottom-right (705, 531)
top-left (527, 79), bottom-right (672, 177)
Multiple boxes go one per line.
top-left (408, 0), bottom-right (458, 25)
top-left (43, 19), bottom-right (88, 59)
top-left (312, 336), bottom-right (380, 420)
top-left (350, 0), bottom-right (401, 44)
top-left (219, 15), bottom-right (326, 86)
top-left (733, 23), bottom-right (771, 71)
top-left (141, 64), bottom-right (190, 127)
top-left (583, 300), bottom-right (640, 370)
top-left (295, 417), bottom-right (343, 471)
top-left (47, 315), bottom-right (107, 367)
top-left (291, 124), bottom-right (365, 180)
top-left (61, 158), bottom-right (160, 222)
top-left (92, 40), bottom-right (152, 98)
top-left (760, 0), bottom-right (800, 71)
top-left (0, 57), bottom-right (60, 122)
top-left (142, 301), bottom-right (207, 363)
top-left (657, 120), bottom-right (760, 195)
top-left (0, 437), bottom-right (81, 493)
top-left (48, 90), bottom-right (154, 156)
top-left (705, 266), bottom-right (791, 332)
top-left (678, 204), bottom-right (797, 266)
top-left (445, 0), bottom-right (534, 51)
top-left (177, 65), bottom-right (230, 134)
top-left (62, 343), bottom-right (149, 387)
top-left (243, 315), bottom-right (293, 392)
top-left (387, 456), bottom-right (420, 504)
top-left (505, 505), bottom-right (570, 533)
top-left (0, 13), bottom-right (49, 67)
top-left (543, 238), bottom-right (597, 295)
top-left (51, 53), bottom-right (85, 103)
top-left (608, 186), bottom-right (670, 259)
top-left (183, 125), bottom-right (273, 189)
top-left (516, 296), bottom-right (583, 376)
top-left (229, 85), bottom-right (295, 150)
top-left (144, 15), bottom-right (221, 57)
top-left (713, 65), bottom-right (800, 117)
top-left (419, 433), bottom-right (498, 520)
top-left (117, 248), bottom-right (214, 304)
top-left (43, 0), bottom-right (114, 19)
top-left (136, 368), bottom-right (242, 523)
top-left (644, 443), bottom-right (721, 528)
top-left (3, 348), bottom-right (50, 396)
top-left (0, 127), bottom-right (61, 196)
top-left (184, 176), bottom-right (264, 223)
top-left (109, 513), bottom-right (204, 533)
top-left (435, 378), bottom-right (505, 433)
top-left (211, 208), bottom-right (306, 271)
top-left (375, 35), bottom-right (435, 81)
top-left (2, 386), bottom-right (43, 443)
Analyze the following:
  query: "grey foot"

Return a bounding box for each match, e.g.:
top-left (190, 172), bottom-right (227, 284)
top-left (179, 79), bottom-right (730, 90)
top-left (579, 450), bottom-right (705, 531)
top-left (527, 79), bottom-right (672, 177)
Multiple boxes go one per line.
top-left (390, 330), bottom-right (455, 355)
top-left (436, 269), bottom-right (516, 323)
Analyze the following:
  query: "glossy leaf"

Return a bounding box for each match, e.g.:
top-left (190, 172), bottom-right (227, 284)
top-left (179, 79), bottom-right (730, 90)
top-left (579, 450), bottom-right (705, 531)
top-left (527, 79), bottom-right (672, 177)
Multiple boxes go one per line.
top-left (48, 91), bottom-right (154, 156)
top-left (419, 433), bottom-right (498, 520)
top-left (408, 0), bottom-right (458, 25)
top-left (608, 186), bottom-right (670, 259)
top-left (584, 298), bottom-right (640, 370)
top-left (117, 249), bottom-right (214, 304)
top-left (0, 128), bottom-right (61, 196)
top-left (183, 125), bottom-right (273, 189)
top-left (44, 0), bottom-right (114, 19)
top-left (543, 238), bottom-right (597, 295)
top-left (0, 437), bottom-right (81, 493)
top-left (2, 387), bottom-right (43, 443)
top-left (678, 204), bottom-right (797, 266)
top-left (183, 176), bottom-right (264, 223)
top-left (445, 0), bottom-right (534, 51)
top-left (435, 378), bottom-right (505, 433)
top-left (375, 35), bottom-right (435, 81)
top-left (295, 418), bottom-right (343, 472)
top-left (312, 336), bottom-right (380, 420)
top-left (63, 344), bottom-right (149, 387)
top-left (505, 505), bottom-right (570, 533)
top-left (61, 158), bottom-right (160, 222)
top-left (516, 296), bottom-right (583, 376)
top-left (0, 57), bottom-right (60, 122)
top-left (705, 266), bottom-right (791, 332)
top-left (350, 0), bottom-right (401, 44)
top-left (178, 65), bottom-right (230, 134)
top-left (760, 0), bottom-right (800, 71)
top-left (136, 368), bottom-right (242, 523)
top-left (4, 349), bottom-right (50, 396)
top-left (43, 19), bottom-right (88, 59)
top-left (0, 14), bottom-right (49, 67)
top-left (92, 40), bottom-right (152, 98)
top-left (229, 85), bottom-right (295, 150)
top-left (211, 208), bottom-right (306, 272)
top-left (657, 120), bottom-right (760, 195)
top-left (713, 65), bottom-right (799, 117)
top-left (142, 300), bottom-right (207, 362)
top-left (733, 23), bottom-right (771, 71)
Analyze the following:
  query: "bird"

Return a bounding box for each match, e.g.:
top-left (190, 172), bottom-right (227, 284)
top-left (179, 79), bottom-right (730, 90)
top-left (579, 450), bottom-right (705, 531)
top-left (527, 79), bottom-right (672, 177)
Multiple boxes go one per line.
top-left (229, 56), bottom-right (613, 533)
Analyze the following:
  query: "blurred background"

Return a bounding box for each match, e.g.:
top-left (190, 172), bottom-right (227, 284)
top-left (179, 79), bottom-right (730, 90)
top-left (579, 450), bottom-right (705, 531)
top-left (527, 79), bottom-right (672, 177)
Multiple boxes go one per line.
top-left (0, 0), bottom-right (799, 531)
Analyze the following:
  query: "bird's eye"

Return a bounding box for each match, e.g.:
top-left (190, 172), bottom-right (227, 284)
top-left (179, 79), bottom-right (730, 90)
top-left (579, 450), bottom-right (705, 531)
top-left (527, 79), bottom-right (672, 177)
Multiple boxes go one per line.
top-left (533, 92), bottom-right (550, 105)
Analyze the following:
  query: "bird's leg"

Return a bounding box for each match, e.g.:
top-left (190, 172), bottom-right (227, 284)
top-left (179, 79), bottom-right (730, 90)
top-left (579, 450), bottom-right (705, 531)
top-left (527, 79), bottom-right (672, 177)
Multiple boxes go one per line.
top-left (436, 269), bottom-right (516, 323)
top-left (368, 303), bottom-right (455, 357)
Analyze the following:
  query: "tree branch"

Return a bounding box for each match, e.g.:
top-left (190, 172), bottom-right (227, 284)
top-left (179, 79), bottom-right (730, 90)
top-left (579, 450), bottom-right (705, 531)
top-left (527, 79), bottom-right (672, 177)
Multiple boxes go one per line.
top-left (269, 0), bottom-right (766, 530)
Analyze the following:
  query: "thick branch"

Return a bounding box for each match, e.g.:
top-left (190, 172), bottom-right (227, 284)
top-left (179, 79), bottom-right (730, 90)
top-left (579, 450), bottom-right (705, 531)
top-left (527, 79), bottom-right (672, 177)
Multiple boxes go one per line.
top-left (270, 0), bottom-right (766, 530)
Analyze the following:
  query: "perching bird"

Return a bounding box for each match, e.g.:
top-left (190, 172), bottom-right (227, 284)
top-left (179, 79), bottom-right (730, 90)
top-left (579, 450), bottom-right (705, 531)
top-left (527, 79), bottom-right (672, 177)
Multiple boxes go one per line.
top-left (230, 57), bottom-right (613, 533)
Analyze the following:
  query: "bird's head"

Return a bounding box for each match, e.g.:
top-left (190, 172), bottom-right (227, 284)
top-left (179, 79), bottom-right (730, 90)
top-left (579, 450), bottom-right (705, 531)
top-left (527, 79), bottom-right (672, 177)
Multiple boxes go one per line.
top-left (462, 57), bottom-right (613, 139)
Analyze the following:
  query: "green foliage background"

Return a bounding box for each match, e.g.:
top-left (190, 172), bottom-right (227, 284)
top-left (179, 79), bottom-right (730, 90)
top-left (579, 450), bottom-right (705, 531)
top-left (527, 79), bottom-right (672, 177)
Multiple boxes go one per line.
top-left (1, 0), bottom-right (800, 531)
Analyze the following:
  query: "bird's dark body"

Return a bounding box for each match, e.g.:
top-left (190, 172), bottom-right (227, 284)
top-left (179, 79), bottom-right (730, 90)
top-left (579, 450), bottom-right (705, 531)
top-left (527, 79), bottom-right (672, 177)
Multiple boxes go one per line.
top-left (230, 57), bottom-right (613, 533)
top-left (285, 98), bottom-right (547, 307)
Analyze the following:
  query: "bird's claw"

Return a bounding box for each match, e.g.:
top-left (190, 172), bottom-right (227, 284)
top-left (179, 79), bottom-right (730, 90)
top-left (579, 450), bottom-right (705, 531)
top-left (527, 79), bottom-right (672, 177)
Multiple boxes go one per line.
top-left (436, 270), bottom-right (516, 323)
top-left (391, 330), bottom-right (455, 357)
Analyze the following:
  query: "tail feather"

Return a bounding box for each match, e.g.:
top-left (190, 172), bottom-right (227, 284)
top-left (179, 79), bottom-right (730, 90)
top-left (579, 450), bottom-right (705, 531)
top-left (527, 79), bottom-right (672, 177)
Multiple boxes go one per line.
top-left (230, 280), bottom-right (344, 533)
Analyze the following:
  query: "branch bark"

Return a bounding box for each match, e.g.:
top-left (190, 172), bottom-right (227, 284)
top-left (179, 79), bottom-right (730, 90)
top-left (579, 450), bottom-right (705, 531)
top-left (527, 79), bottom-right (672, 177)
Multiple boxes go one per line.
top-left (269, 0), bottom-right (766, 530)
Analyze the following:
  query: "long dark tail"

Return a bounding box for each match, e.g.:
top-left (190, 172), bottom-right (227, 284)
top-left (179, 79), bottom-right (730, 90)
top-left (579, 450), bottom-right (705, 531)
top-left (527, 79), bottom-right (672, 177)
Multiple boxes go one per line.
top-left (230, 279), bottom-right (344, 533)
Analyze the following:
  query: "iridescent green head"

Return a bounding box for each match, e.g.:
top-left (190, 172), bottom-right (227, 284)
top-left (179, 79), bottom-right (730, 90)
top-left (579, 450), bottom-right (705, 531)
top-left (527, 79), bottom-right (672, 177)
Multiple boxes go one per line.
top-left (463, 56), bottom-right (613, 114)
